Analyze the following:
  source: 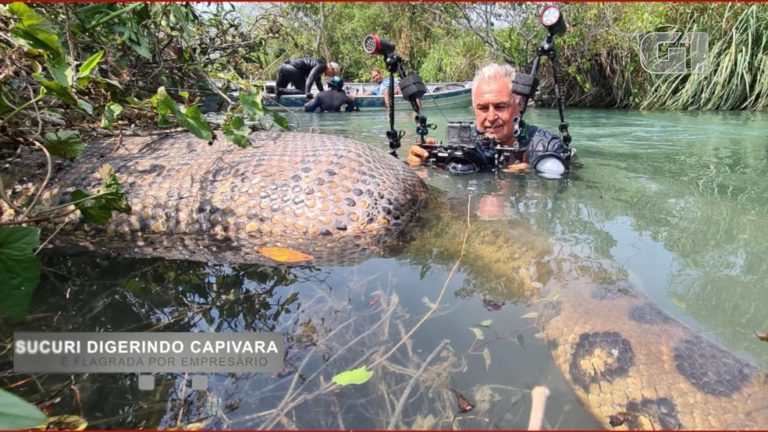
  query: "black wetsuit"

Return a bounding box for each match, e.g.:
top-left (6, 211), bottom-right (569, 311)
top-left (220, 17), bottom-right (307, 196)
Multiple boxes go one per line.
top-left (304, 89), bottom-right (359, 113)
top-left (276, 57), bottom-right (327, 97)
top-left (516, 124), bottom-right (571, 166)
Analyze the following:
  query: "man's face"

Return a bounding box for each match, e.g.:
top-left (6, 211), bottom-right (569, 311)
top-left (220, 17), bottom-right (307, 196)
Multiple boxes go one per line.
top-left (371, 70), bottom-right (383, 84)
top-left (472, 76), bottom-right (520, 145)
top-left (326, 66), bottom-right (337, 77)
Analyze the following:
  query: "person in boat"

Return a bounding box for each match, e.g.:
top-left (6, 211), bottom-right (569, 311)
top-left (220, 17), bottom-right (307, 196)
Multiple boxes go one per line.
top-left (365, 68), bottom-right (401, 96)
top-left (304, 76), bottom-right (359, 113)
top-left (406, 63), bottom-right (571, 174)
top-left (276, 57), bottom-right (340, 100)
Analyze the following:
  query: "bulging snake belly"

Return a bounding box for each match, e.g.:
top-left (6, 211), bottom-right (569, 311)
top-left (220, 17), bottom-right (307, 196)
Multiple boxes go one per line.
top-left (8, 129), bottom-right (766, 429)
top-left (37, 130), bottom-right (428, 265)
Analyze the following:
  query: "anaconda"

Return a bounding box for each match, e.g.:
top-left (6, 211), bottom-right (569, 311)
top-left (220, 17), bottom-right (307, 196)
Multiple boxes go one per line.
top-left (405, 199), bottom-right (768, 430)
top-left (5, 131), bottom-right (767, 429)
top-left (11, 131), bottom-right (429, 265)
top-left (542, 269), bottom-right (768, 430)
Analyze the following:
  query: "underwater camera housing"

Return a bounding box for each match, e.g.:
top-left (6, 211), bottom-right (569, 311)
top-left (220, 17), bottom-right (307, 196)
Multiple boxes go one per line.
top-left (421, 122), bottom-right (518, 175)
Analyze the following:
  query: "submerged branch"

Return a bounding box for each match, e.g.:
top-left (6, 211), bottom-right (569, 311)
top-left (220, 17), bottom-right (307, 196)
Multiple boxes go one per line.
top-left (386, 339), bottom-right (450, 430)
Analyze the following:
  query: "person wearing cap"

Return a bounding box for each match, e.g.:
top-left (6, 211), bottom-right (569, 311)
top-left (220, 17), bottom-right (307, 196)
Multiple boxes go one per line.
top-left (275, 57), bottom-right (340, 100)
top-left (304, 76), bottom-right (359, 113)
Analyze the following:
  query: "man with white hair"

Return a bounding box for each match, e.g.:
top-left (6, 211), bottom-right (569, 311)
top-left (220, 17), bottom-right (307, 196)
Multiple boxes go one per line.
top-left (275, 57), bottom-right (340, 101)
top-left (406, 63), bottom-right (570, 174)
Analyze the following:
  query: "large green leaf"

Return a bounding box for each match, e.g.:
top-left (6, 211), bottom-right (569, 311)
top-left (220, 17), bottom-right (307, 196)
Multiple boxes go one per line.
top-left (153, 88), bottom-right (213, 141)
top-left (0, 226), bottom-right (41, 321)
top-left (37, 79), bottom-right (77, 105)
top-left (179, 105), bottom-right (213, 141)
top-left (0, 389), bottom-right (47, 430)
top-left (8, 2), bottom-right (63, 58)
top-left (271, 112), bottom-right (290, 130)
top-left (100, 102), bottom-right (123, 131)
top-left (42, 130), bottom-right (84, 160)
top-left (239, 90), bottom-right (265, 120)
top-left (71, 165), bottom-right (131, 225)
top-left (45, 55), bottom-right (70, 87)
top-left (222, 115), bottom-right (251, 148)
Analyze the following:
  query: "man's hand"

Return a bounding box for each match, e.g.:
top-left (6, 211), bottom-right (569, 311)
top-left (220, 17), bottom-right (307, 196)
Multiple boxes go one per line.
top-left (406, 145), bottom-right (430, 166)
top-left (501, 162), bottom-right (530, 173)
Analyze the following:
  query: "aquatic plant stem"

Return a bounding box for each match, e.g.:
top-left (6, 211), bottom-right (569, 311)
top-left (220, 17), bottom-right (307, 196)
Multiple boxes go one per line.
top-left (386, 339), bottom-right (449, 430)
top-left (19, 141), bottom-right (52, 221)
top-left (527, 386), bottom-right (550, 430)
top-left (367, 195), bottom-right (473, 371)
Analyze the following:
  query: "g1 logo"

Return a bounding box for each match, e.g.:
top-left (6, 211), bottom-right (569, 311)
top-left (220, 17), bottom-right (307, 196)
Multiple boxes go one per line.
top-left (640, 32), bottom-right (709, 74)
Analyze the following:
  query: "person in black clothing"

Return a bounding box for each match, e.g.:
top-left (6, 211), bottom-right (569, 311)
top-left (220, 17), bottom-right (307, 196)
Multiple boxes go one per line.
top-left (304, 77), bottom-right (359, 113)
top-left (276, 57), bottom-right (340, 100)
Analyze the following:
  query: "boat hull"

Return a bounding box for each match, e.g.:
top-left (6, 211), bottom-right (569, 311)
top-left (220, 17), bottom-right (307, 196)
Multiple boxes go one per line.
top-left (263, 82), bottom-right (472, 111)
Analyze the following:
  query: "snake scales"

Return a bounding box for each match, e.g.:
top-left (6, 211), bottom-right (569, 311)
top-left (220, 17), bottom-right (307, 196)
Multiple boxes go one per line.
top-left (406, 197), bottom-right (768, 430)
top-left (27, 131), bottom-right (429, 265)
top-left (541, 269), bottom-right (768, 430)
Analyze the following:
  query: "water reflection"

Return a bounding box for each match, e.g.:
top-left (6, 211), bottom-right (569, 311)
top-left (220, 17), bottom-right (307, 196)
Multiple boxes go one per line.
top-left (3, 108), bottom-right (768, 429)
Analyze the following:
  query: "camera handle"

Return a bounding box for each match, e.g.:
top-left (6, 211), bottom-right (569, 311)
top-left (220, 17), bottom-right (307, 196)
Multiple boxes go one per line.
top-left (380, 53), bottom-right (431, 157)
top-left (514, 34), bottom-right (572, 147)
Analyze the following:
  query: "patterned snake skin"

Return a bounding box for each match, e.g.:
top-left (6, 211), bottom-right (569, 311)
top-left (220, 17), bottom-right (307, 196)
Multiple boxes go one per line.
top-left (43, 131), bottom-right (428, 265)
top-left (542, 273), bottom-right (768, 429)
top-left (14, 130), bottom-right (767, 428)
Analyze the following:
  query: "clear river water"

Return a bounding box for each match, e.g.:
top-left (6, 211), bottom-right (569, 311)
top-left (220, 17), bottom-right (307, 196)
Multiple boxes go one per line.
top-left (4, 106), bottom-right (768, 429)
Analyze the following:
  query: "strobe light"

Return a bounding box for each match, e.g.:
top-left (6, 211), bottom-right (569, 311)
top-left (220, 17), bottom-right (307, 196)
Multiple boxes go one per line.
top-left (539, 5), bottom-right (567, 36)
top-left (363, 34), bottom-right (396, 56)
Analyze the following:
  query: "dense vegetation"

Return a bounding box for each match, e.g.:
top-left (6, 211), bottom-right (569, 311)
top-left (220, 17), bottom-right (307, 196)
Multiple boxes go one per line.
top-left (272, 3), bottom-right (768, 110)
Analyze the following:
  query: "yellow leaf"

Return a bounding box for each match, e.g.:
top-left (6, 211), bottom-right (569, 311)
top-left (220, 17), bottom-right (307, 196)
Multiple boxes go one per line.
top-left (36, 415), bottom-right (87, 431)
top-left (469, 327), bottom-right (485, 340)
top-left (482, 348), bottom-right (492, 371)
top-left (257, 246), bottom-right (314, 264)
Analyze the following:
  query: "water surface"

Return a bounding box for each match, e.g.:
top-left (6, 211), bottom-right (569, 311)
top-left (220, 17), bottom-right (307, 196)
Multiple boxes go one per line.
top-left (3, 106), bottom-right (767, 429)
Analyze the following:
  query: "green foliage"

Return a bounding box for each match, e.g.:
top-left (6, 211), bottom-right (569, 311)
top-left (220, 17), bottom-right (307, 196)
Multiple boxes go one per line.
top-left (42, 130), bottom-right (84, 160)
top-left (151, 87), bottom-right (213, 141)
top-left (222, 89), bottom-right (288, 148)
top-left (640, 5), bottom-right (768, 110)
top-left (100, 101), bottom-right (123, 131)
top-left (222, 115), bottom-right (251, 149)
top-left (71, 164), bottom-right (131, 225)
top-left (0, 227), bottom-right (41, 321)
top-left (0, 389), bottom-right (48, 430)
top-left (8, 2), bottom-right (63, 57)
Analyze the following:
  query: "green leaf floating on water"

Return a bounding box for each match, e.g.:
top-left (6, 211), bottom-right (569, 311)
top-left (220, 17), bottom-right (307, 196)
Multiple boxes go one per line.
top-left (0, 388), bottom-right (48, 430)
top-left (331, 367), bottom-right (373, 386)
top-left (479, 319), bottom-right (493, 327)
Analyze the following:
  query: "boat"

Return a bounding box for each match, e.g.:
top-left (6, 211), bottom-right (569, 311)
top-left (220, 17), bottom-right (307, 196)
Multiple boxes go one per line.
top-left (262, 81), bottom-right (472, 111)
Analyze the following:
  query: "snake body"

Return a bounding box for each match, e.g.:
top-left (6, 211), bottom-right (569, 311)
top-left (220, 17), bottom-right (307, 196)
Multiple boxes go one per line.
top-left (42, 131), bottom-right (428, 265)
top-left (8, 129), bottom-right (766, 429)
top-left (542, 273), bottom-right (768, 429)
